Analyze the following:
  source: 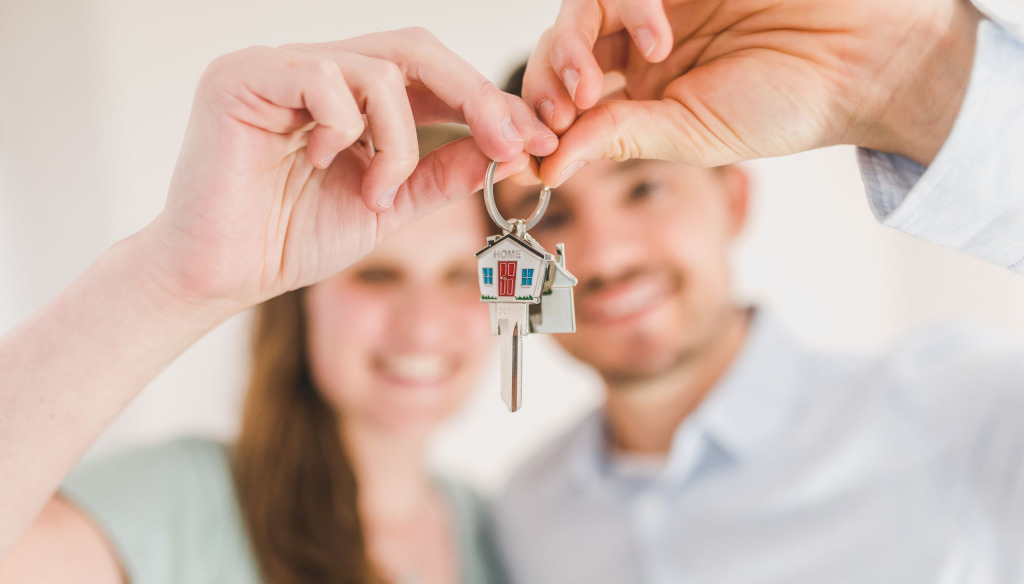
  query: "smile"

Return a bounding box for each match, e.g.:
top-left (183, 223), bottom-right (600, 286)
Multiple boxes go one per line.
top-left (578, 274), bottom-right (675, 325)
top-left (377, 354), bottom-right (452, 385)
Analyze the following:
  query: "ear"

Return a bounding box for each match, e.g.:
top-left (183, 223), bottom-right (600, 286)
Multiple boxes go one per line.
top-left (719, 164), bottom-right (750, 239)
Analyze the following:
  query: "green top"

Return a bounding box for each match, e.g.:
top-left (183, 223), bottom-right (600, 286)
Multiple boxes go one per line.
top-left (61, 438), bottom-right (506, 584)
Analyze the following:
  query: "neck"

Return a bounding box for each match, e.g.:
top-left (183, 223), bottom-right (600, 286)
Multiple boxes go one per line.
top-left (341, 422), bottom-right (435, 525)
top-left (602, 307), bottom-right (750, 455)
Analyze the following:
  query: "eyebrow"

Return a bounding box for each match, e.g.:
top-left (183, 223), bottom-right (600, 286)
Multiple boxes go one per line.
top-left (611, 159), bottom-right (651, 173)
top-left (509, 159), bottom-right (659, 214)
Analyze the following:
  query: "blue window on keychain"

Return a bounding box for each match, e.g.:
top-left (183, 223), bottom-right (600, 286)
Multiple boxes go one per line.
top-left (482, 267), bottom-right (494, 285)
top-left (521, 268), bottom-right (534, 286)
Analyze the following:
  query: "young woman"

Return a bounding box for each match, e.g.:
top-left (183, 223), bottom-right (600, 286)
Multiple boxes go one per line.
top-left (0, 30), bottom-right (555, 568)
top-left (0, 27), bottom-right (558, 583)
top-left (2, 125), bottom-right (502, 584)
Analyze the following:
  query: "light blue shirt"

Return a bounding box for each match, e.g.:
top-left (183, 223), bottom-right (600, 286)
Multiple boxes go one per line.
top-left (492, 311), bottom-right (1024, 583)
top-left (858, 17), bottom-right (1024, 272)
top-left (492, 12), bottom-right (1024, 584)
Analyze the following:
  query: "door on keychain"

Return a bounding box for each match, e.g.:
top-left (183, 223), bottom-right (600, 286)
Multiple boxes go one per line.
top-left (498, 261), bottom-right (517, 297)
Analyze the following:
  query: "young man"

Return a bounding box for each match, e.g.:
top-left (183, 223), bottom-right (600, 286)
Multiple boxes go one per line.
top-left (490, 66), bottom-right (1024, 583)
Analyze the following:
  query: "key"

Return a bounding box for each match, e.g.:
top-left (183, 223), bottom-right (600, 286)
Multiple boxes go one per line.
top-left (477, 161), bottom-right (578, 412)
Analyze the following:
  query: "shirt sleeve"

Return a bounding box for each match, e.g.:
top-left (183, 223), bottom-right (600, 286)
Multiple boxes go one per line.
top-left (857, 19), bottom-right (1024, 273)
top-left (59, 438), bottom-right (250, 584)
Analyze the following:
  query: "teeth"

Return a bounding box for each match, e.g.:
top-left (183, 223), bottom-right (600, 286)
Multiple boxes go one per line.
top-left (589, 280), bottom-right (664, 321)
top-left (381, 355), bottom-right (447, 383)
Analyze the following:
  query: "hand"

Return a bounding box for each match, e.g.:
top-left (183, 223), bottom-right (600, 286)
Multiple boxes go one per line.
top-left (523, 0), bottom-right (981, 186)
top-left (147, 28), bottom-right (557, 309)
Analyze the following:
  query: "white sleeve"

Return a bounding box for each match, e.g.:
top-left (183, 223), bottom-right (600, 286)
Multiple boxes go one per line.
top-left (857, 19), bottom-right (1024, 273)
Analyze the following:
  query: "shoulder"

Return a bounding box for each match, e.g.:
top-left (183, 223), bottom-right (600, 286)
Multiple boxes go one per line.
top-left (434, 476), bottom-right (507, 584)
top-left (493, 411), bottom-right (597, 519)
top-left (871, 321), bottom-right (1024, 395)
top-left (60, 437), bottom-right (254, 584)
top-left (63, 437), bottom-right (233, 508)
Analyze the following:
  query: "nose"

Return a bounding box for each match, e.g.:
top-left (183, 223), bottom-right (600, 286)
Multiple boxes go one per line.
top-left (568, 206), bottom-right (649, 287)
top-left (388, 284), bottom-right (457, 349)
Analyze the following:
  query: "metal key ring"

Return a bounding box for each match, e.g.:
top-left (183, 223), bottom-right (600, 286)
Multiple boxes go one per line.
top-left (483, 160), bottom-right (550, 233)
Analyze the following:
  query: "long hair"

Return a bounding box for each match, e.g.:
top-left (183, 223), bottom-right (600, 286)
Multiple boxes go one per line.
top-left (233, 290), bottom-right (378, 583)
top-left (232, 125), bottom-right (471, 583)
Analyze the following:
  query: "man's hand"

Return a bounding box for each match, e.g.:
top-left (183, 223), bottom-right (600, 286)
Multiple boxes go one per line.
top-left (153, 27), bottom-right (557, 309)
top-left (523, 0), bottom-right (981, 186)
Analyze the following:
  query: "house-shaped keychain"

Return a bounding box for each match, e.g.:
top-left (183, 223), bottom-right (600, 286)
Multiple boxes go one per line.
top-left (477, 230), bottom-right (577, 411)
top-left (476, 160), bottom-right (578, 412)
top-left (476, 232), bottom-right (577, 335)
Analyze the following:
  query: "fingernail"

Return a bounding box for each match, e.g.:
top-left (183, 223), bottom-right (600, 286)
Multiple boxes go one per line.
top-left (561, 68), bottom-right (580, 102)
top-left (537, 100), bottom-right (555, 126)
top-left (559, 160), bottom-right (587, 184)
top-left (501, 117), bottom-right (523, 143)
top-left (376, 186), bottom-right (399, 209)
top-left (634, 27), bottom-right (657, 58)
top-left (532, 117), bottom-right (556, 139)
top-left (317, 152), bottom-right (337, 169)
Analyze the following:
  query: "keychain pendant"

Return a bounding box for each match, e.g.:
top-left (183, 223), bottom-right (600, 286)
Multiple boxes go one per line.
top-left (476, 161), bottom-right (577, 412)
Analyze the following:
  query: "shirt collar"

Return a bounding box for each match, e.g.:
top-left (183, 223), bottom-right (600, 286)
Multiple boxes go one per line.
top-left (567, 308), bottom-right (810, 492)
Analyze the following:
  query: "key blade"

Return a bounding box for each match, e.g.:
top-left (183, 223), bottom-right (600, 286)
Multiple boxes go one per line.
top-left (500, 315), bottom-right (525, 412)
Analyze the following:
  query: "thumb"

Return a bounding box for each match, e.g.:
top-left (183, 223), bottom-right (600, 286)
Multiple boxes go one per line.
top-left (378, 136), bottom-right (530, 232)
top-left (537, 98), bottom-right (740, 187)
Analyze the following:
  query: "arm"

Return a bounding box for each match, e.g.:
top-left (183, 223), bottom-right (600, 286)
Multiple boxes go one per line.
top-left (522, 0), bottom-right (982, 184)
top-left (0, 498), bottom-right (124, 584)
top-left (858, 19), bottom-right (1024, 272)
top-left (526, 0), bottom-right (1024, 270)
top-left (0, 28), bottom-right (557, 560)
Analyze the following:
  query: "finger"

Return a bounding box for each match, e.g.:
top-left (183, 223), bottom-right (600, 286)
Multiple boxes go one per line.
top-left (510, 157), bottom-right (543, 186)
top-left (536, 98), bottom-right (739, 187)
top-left (546, 0), bottom-right (611, 110)
top-left (301, 68), bottom-right (365, 169)
top-left (340, 54), bottom-right (421, 211)
top-left (522, 30), bottom-right (579, 135)
top-left (377, 137), bottom-right (531, 231)
top-left (613, 0), bottom-right (674, 62)
top-left (506, 94), bottom-right (558, 157)
top-left (405, 84), bottom-right (465, 124)
top-left (205, 47), bottom-right (365, 166)
top-left (324, 28), bottom-right (535, 163)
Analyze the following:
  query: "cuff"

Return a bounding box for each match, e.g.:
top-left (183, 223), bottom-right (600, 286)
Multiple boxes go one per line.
top-left (857, 19), bottom-right (1024, 273)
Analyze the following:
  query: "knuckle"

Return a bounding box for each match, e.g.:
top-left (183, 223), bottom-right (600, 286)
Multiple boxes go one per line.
top-left (596, 103), bottom-right (641, 160)
top-left (202, 46), bottom-right (254, 81)
top-left (306, 57), bottom-right (340, 82)
top-left (374, 61), bottom-right (406, 89)
top-left (198, 46), bottom-right (267, 96)
top-left (339, 117), bottom-right (366, 143)
top-left (393, 144), bottom-right (422, 172)
top-left (399, 26), bottom-right (438, 46)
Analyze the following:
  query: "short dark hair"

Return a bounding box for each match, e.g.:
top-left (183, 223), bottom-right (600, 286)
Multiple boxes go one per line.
top-left (502, 61), bottom-right (528, 98)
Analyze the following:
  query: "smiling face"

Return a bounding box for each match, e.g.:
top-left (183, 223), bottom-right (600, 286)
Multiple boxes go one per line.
top-left (302, 197), bottom-right (492, 436)
top-left (495, 160), bottom-right (749, 384)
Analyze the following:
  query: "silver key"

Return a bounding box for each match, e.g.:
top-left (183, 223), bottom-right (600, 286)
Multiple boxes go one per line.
top-left (477, 161), bottom-right (578, 412)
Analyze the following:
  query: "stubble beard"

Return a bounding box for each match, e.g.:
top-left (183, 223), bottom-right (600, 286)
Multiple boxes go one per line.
top-left (593, 302), bottom-right (742, 389)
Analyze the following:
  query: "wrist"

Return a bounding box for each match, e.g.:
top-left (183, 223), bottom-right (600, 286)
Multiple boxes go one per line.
top-left (114, 226), bottom-right (249, 328)
top-left (860, 0), bottom-right (983, 166)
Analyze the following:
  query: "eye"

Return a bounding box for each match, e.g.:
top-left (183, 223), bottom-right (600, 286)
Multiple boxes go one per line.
top-left (628, 179), bottom-right (663, 202)
top-left (353, 267), bottom-right (399, 284)
top-left (533, 208), bottom-right (572, 233)
top-left (446, 266), bottom-right (479, 289)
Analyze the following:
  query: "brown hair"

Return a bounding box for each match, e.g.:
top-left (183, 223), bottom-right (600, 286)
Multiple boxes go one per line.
top-left (232, 124), bottom-right (471, 584)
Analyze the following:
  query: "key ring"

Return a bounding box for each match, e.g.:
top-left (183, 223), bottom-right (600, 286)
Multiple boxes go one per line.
top-left (483, 160), bottom-right (550, 233)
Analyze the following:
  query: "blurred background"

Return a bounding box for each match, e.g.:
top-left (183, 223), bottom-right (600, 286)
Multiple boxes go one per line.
top-left (2, 0), bottom-right (1023, 495)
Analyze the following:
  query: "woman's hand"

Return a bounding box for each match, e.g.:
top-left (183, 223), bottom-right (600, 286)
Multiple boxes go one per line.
top-left (150, 27), bottom-right (557, 309)
top-left (0, 29), bottom-right (558, 560)
top-left (522, 0), bottom-right (981, 186)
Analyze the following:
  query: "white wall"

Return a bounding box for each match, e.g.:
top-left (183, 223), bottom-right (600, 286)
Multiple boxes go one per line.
top-left (2, 0), bottom-right (1022, 494)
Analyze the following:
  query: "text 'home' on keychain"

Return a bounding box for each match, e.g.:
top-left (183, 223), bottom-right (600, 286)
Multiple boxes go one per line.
top-left (476, 160), bottom-right (578, 412)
